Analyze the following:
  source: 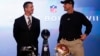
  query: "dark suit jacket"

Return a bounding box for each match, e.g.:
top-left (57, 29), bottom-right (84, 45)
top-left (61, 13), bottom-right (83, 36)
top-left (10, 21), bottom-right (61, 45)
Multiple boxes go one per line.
top-left (13, 15), bottom-right (40, 56)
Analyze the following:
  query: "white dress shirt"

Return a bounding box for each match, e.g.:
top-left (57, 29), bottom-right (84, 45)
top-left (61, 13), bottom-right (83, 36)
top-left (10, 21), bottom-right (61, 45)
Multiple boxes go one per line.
top-left (24, 15), bottom-right (32, 25)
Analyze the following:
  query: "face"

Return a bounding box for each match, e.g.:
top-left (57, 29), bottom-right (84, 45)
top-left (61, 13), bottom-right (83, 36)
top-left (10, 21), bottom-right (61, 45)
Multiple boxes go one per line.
top-left (24, 3), bottom-right (34, 15)
top-left (63, 3), bottom-right (72, 11)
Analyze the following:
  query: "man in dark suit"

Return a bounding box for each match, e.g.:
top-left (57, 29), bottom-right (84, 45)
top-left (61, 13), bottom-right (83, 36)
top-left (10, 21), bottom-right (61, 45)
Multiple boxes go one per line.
top-left (13, 1), bottom-right (40, 56)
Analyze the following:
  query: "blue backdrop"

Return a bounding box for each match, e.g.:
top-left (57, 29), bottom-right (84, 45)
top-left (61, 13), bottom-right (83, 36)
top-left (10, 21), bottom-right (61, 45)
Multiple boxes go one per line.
top-left (0, 0), bottom-right (100, 56)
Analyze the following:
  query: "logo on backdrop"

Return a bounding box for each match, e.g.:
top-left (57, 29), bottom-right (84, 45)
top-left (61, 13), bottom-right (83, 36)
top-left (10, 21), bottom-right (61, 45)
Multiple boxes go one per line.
top-left (50, 5), bottom-right (57, 13)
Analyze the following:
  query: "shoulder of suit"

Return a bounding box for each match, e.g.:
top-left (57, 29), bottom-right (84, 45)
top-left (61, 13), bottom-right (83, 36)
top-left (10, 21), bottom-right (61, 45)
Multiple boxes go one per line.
top-left (15, 15), bottom-right (24, 21)
top-left (32, 16), bottom-right (40, 22)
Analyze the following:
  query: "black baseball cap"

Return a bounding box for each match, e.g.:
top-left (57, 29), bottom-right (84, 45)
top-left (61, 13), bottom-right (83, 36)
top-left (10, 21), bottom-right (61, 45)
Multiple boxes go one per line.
top-left (61, 0), bottom-right (74, 5)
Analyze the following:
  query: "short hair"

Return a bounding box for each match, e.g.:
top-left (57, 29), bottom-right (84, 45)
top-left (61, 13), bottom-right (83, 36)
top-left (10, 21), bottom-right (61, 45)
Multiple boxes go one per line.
top-left (23, 1), bottom-right (33, 9)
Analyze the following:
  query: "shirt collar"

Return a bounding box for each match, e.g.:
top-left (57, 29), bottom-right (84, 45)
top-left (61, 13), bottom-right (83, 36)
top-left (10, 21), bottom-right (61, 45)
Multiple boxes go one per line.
top-left (24, 14), bottom-right (32, 19)
top-left (24, 14), bottom-right (32, 24)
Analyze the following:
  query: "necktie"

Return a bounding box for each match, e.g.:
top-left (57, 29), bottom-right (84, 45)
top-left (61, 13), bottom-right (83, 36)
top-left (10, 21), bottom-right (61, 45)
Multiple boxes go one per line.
top-left (28, 17), bottom-right (32, 29)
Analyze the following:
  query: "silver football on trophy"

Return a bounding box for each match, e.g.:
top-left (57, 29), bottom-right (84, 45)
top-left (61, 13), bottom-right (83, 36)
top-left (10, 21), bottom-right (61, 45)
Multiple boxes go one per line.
top-left (41, 29), bottom-right (50, 39)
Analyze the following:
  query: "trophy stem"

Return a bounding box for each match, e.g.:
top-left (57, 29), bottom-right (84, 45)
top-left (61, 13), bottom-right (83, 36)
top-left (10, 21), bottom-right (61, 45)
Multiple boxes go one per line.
top-left (41, 39), bottom-right (50, 56)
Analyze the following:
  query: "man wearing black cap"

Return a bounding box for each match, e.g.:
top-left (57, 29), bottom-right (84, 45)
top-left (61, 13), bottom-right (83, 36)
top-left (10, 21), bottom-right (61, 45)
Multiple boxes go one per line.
top-left (57, 0), bottom-right (92, 56)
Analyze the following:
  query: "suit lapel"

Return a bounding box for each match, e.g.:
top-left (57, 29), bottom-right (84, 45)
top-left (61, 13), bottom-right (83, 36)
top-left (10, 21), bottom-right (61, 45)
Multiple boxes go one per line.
top-left (22, 15), bottom-right (29, 30)
top-left (21, 16), bottom-right (35, 30)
